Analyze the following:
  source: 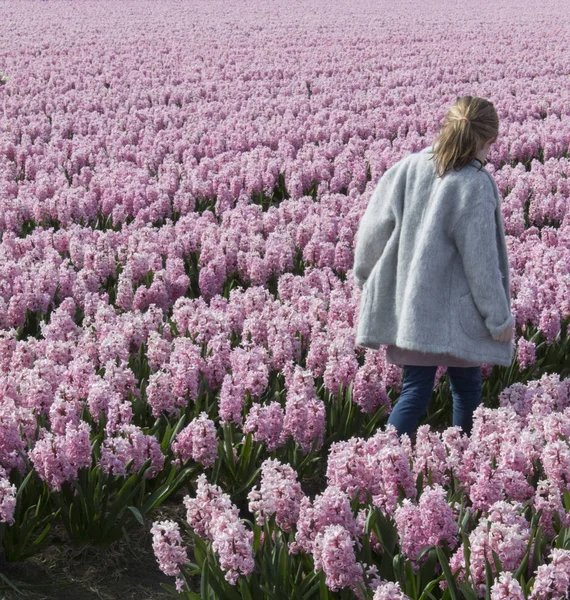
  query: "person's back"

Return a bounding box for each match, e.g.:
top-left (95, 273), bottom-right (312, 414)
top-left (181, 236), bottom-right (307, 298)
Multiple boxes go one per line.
top-left (353, 95), bottom-right (515, 438)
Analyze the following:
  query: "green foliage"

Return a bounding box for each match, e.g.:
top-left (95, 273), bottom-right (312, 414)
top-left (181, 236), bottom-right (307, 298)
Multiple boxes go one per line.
top-left (0, 470), bottom-right (58, 561)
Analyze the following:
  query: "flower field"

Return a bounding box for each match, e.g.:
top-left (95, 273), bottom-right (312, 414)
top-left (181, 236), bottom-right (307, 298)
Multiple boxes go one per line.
top-left (1, 0), bottom-right (570, 598)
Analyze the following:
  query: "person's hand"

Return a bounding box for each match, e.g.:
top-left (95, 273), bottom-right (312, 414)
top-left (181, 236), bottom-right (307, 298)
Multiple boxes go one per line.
top-left (494, 323), bottom-right (514, 342)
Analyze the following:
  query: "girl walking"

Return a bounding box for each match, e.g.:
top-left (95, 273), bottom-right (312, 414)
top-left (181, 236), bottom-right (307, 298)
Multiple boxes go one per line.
top-left (353, 96), bottom-right (515, 438)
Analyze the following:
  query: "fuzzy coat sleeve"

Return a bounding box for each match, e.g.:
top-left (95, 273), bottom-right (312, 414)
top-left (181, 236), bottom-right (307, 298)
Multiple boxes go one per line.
top-left (352, 163), bottom-right (402, 289)
top-left (451, 199), bottom-right (514, 339)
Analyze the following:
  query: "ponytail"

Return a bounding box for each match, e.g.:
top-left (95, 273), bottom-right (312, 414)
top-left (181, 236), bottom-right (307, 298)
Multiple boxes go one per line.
top-left (430, 96), bottom-right (499, 178)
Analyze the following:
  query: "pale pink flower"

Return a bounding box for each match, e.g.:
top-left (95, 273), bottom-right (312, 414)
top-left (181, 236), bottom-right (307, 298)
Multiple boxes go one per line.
top-left (172, 413), bottom-right (218, 468)
top-left (490, 571), bottom-right (525, 600)
top-left (313, 524), bottom-right (364, 594)
top-left (150, 520), bottom-right (189, 578)
top-left (247, 458), bottom-right (304, 532)
top-left (243, 401), bottom-right (286, 452)
top-left (530, 548), bottom-right (570, 599)
top-left (0, 466), bottom-right (16, 525)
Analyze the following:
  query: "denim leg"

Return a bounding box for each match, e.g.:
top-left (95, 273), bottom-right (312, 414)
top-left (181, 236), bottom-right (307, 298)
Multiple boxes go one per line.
top-left (447, 366), bottom-right (482, 435)
top-left (387, 365), bottom-right (437, 437)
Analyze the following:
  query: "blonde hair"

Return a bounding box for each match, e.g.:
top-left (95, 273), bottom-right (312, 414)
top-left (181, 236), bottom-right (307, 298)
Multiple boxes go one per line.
top-left (430, 96), bottom-right (499, 178)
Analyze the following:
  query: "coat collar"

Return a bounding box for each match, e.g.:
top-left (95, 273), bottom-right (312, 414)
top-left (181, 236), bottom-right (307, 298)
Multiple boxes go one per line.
top-left (421, 145), bottom-right (485, 169)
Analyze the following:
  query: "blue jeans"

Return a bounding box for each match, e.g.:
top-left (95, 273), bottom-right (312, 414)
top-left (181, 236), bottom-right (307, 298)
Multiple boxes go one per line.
top-left (386, 365), bottom-right (482, 438)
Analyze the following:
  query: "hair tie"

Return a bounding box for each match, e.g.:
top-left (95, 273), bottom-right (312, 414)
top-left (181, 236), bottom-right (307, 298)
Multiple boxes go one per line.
top-left (457, 116), bottom-right (469, 122)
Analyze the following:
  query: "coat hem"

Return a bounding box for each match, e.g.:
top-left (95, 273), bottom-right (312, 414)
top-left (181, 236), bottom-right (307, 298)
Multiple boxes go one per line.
top-left (354, 336), bottom-right (512, 366)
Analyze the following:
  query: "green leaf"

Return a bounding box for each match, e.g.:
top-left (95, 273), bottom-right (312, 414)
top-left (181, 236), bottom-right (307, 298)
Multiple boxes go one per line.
top-left (405, 559), bottom-right (417, 598)
top-left (491, 549), bottom-right (502, 576)
top-left (31, 522), bottom-right (52, 548)
top-left (236, 433), bottom-right (253, 480)
top-left (127, 506), bottom-right (144, 526)
top-left (259, 585), bottom-right (280, 600)
top-left (0, 573), bottom-right (23, 593)
top-left (319, 570), bottom-right (329, 600)
top-left (239, 578), bottom-right (253, 600)
top-left (373, 508), bottom-right (398, 556)
top-left (458, 581), bottom-right (479, 600)
top-left (223, 425), bottom-right (236, 478)
top-left (513, 526), bottom-right (535, 580)
top-left (364, 507), bottom-right (376, 535)
top-left (15, 470), bottom-right (34, 501)
top-left (392, 553), bottom-right (404, 583)
top-left (297, 571), bottom-right (319, 595)
top-left (205, 563), bottom-right (242, 600)
top-left (200, 560), bottom-right (210, 600)
top-left (461, 531), bottom-right (472, 579)
top-left (362, 405), bottom-right (386, 437)
top-left (419, 547), bottom-right (438, 591)
top-left (159, 582), bottom-right (184, 596)
top-left (234, 466), bottom-right (262, 497)
top-left (193, 534), bottom-right (207, 567)
top-left (418, 574), bottom-right (445, 598)
top-left (532, 525), bottom-right (545, 573)
top-left (436, 546), bottom-right (459, 600)
top-left (278, 543), bottom-right (289, 589)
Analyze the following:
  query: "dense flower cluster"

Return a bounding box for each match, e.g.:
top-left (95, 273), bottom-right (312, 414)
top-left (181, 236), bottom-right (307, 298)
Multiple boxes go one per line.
top-left (150, 520), bottom-right (189, 592)
top-left (1, 0), bottom-right (570, 596)
top-left (172, 412), bottom-right (218, 468)
top-left (182, 474), bottom-right (254, 584)
top-left (394, 484), bottom-right (458, 567)
top-left (312, 524), bottom-right (365, 594)
top-left (247, 458), bottom-right (304, 531)
top-left (0, 466), bottom-right (16, 526)
top-left (29, 422), bottom-right (92, 491)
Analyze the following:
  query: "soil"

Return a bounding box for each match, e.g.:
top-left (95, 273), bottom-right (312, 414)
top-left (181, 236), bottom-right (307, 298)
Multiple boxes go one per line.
top-left (0, 494), bottom-right (191, 600)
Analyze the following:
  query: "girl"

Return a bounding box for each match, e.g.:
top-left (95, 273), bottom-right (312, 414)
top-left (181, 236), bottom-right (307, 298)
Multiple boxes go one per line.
top-left (353, 96), bottom-right (515, 438)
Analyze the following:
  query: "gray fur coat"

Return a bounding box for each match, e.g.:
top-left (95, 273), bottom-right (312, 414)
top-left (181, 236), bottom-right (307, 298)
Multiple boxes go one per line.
top-left (353, 145), bottom-right (515, 367)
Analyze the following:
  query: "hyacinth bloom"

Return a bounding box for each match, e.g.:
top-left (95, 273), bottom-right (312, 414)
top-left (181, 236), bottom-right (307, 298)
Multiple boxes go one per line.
top-left (490, 571), bottom-right (525, 600)
top-left (326, 436), bottom-right (371, 502)
top-left (541, 440), bottom-right (570, 491)
top-left (0, 466), bottom-right (17, 526)
top-left (283, 393), bottom-right (326, 454)
top-left (3, 0), bottom-right (570, 596)
top-left (99, 424), bottom-right (164, 478)
top-left (412, 425), bottom-right (449, 487)
top-left (394, 484), bottom-right (458, 567)
top-left (243, 401), bottom-right (286, 451)
top-left (172, 412), bottom-right (218, 468)
top-left (183, 474), bottom-right (253, 584)
top-left (449, 500), bottom-right (531, 596)
top-left (326, 426), bottom-right (416, 512)
top-left (218, 373), bottom-right (247, 425)
top-left (351, 353), bottom-right (392, 415)
top-left (150, 520), bottom-right (189, 580)
top-left (312, 524), bottom-right (364, 594)
top-left (0, 397), bottom-right (27, 473)
top-left (146, 369), bottom-right (185, 418)
top-left (533, 479), bottom-right (570, 538)
top-left (529, 548), bottom-right (570, 599)
top-left (247, 458), bottom-right (304, 531)
top-left (210, 510), bottom-right (255, 585)
top-left (183, 474), bottom-right (238, 540)
top-left (292, 486), bottom-right (359, 555)
top-left (373, 581), bottom-right (411, 600)
top-left (29, 422), bottom-right (92, 492)
top-left (282, 362), bottom-right (326, 453)
top-left (367, 435), bottom-right (417, 515)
